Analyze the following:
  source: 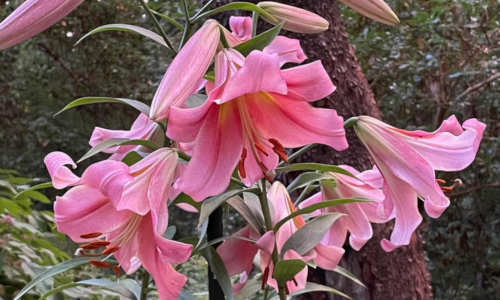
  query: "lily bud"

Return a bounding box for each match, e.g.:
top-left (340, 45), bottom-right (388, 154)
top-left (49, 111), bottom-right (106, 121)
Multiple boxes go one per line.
top-left (338, 0), bottom-right (399, 26)
top-left (0, 0), bottom-right (85, 51)
top-left (150, 20), bottom-right (220, 122)
top-left (257, 2), bottom-right (329, 34)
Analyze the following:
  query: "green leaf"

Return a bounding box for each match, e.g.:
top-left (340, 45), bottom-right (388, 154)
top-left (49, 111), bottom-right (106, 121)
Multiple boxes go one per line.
top-left (273, 259), bottom-right (307, 288)
top-left (200, 246), bottom-right (234, 300)
top-left (169, 193), bottom-right (201, 211)
top-left (227, 196), bottom-right (264, 233)
top-left (281, 213), bottom-right (344, 257)
top-left (55, 97), bottom-right (150, 117)
top-left (287, 172), bottom-right (333, 192)
top-left (13, 257), bottom-right (96, 300)
top-left (192, 2), bottom-right (277, 23)
top-left (196, 235), bottom-right (256, 252)
top-left (198, 187), bottom-right (260, 227)
top-left (14, 182), bottom-right (53, 200)
top-left (151, 10), bottom-right (184, 31)
top-left (334, 266), bottom-right (366, 287)
top-left (20, 190), bottom-right (51, 204)
top-left (179, 290), bottom-right (197, 300)
top-left (273, 198), bottom-right (371, 232)
top-left (76, 24), bottom-right (169, 48)
top-left (233, 22), bottom-right (284, 56)
top-left (235, 279), bottom-right (261, 300)
top-left (38, 278), bottom-right (141, 300)
top-left (276, 163), bottom-right (359, 179)
top-left (121, 151), bottom-right (146, 166)
top-left (78, 138), bottom-right (160, 163)
top-left (288, 282), bottom-right (352, 299)
top-left (164, 225), bottom-right (177, 240)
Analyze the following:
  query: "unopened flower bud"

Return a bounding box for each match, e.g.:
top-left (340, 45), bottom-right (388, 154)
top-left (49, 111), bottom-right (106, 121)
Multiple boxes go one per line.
top-left (338, 0), bottom-right (399, 26)
top-left (257, 2), bottom-right (329, 34)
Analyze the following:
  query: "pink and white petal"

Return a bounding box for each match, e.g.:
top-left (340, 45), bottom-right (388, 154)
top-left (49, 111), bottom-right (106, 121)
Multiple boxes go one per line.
top-left (176, 103), bottom-right (243, 201)
top-left (281, 61), bottom-right (335, 102)
top-left (167, 99), bottom-right (214, 143)
top-left (217, 226), bottom-right (259, 276)
top-left (263, 36), bottom-right (306, 66)
top-left (378, 167), bottom-right (423, 252)
top-left (331, 203), bottom-right (372, 251)
top-left (229, 16), bottom-right (253, 41)
top-left (54, 186), bottom-right (132, 243)
top-left (356, 165), bottom-right (384, 189)
top-left (314, 243), bottom-right (345, 270)
top-left (80, 160), bottom-right (133, 207)
top-left (463, 118), bottom-right (486, 153)
top-left (320, 217), bottom-right (347, 248)
top-left (136, 222), bottom-right (186, 300)
top-left (44, 152), bottom-right (80, 189)
top-left (111, 231), bottom-right (141, 274)
top-left (220, 51), bottom-right (287, 103)
top-left (247, 92), bottom-right (348, 151)
top-left (256, 231), bottom-right (275, 254)
top-left (298, 192), bottom-right (324, 217)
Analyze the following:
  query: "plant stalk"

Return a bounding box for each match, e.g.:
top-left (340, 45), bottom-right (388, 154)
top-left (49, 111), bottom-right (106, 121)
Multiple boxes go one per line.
top-left (137, 0), bottom-right (177, 54)
top-left (140, 271), bottom-right (150, 300)
top-left (258, 179), bottom-right (288, 300)
top-left (207, 206), bottom-right (225, 299)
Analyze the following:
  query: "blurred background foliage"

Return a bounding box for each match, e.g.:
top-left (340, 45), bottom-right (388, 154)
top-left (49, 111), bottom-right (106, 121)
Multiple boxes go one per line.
top-left (0, 0), bottom-right (499, 299)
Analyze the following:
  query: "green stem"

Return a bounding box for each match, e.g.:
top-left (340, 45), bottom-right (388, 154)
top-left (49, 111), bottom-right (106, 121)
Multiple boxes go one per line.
top-left (138, 0), bottom-right (177, 55)
top-left (258, 179), bottom-right (288, 300)
top-left (294, 182), bottom-right (312, 206)
top-left (252, 11), bottom-right (259, 37)
top-left (179, 0), bottom-right (193, 50)
top-left (344, 116), bottom-right (359, 129)
top-left (278, 144), bottom-right (317, 167)
top-left (191, 0), bottom-right (217, 21)
top-left (140, 271), bottom-right (150, 300)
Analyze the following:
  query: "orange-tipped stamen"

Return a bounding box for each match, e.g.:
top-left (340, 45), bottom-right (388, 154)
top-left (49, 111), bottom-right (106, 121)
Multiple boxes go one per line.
top-left (438, 178), bottom-right (462, 193)
top-left (101, 246), bottom-right (120, 255)
top-left (238, 149), bottom-right (247, 179)
top-left (89, 260), bottom-right (110, 268)
top-left (262, 267), bottom-right (270, 290)
top-left (292, 277), bottom-right (298, 286)
top-left (269, 138), bottom-right (288, 162)
top-left (254, 142), bottom-right (269, 156)
top-left (113, 265), bottom-right (121, 276)
top-left (285, 285), bottom-right (290, 295)
top-left (90, 240), bottom-right (111, 247)
top-left (80, 232), bottom-right (102, 239)
top-left (436, 179), bottom-right (446, 184)
top-left (80, 243), bottom-right (102, 250)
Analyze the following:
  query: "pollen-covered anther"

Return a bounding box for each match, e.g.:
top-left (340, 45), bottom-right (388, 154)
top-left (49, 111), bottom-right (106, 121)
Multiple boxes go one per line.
top-left (89, 260), bottom-right (111, 268)
top-left (254, 142), bottom-right (269, 156)
top-left (80, 232), bottom-right (102, 239)
top-left (292, 277), bottom-right (298, 286)
top-left (80, 243), bottom-right (102, 250)
top-left (101, 246), bottom-right (120, 255)
top-left (238, 148), bottom-right (247, 179)
top-left (269, 138), bottom-right (288, 162)
top-left (113, 265), bottom-right (121, 276)
top-left (90, 240), bottom-right (111, 247)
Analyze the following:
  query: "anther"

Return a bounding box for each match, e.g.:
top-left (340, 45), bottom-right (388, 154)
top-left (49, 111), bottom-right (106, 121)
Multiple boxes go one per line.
top-left (269, 138), bottom-right (288, 162)
top-left (238, 149), bottom-right (247, 179)
top-left (436, 179), bottom-right (446, 184)
top-left (90, 241), bottom-right (110, 247)
top-left (80, 243), bottom-right (102, 250)
top-left (113, 265), bottom-right (121, 276)
top-left (80, 232), bottom-right (102, 239)
top-left (101, 246), bottom-right (120, 255)
top-left (292, 277), bottom-right (298, 286)
top-left (261, 267), bottom-right (270, 290)
top-left (254, 142), bottom-right (269, 156)
top-left (89, 260), bottom-right (110, 268)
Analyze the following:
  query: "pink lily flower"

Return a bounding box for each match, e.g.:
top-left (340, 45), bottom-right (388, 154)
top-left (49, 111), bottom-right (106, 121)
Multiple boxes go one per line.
top-left (218, 182), bottom-right (345, 294)
top-left (353, 116), bottom-right (486, 251)
top-left (89, 113), bottom-right (162, 161)
top-left (223, 16), bottom-right (306, 66)
top-left (45, 149), bottom-right (192, 300)
top-left (168, 49), bottom-right (347, 201)
top-left (299, 165), bottom-right (391, 251)
top-left (0, 0), bottom-right (84, 51)
top-left (149, 20), bottom-right (220, 122)
top-left (338, 0), bottom-right (400, 26)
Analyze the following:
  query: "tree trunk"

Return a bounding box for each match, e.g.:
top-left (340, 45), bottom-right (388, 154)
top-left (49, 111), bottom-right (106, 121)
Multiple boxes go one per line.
top-left (202, 0), bottom-right (433, 299)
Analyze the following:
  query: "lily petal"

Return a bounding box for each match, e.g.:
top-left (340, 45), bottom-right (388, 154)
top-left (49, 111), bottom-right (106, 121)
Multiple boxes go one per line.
top-left (44, 151), bottom-right (80, 189)
top-left (281, 61), bottom-right (335, 102)
top-left (263, 36), bottom-right (307, 67)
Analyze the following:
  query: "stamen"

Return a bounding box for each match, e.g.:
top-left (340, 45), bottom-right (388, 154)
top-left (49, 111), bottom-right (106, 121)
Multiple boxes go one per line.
top-left (437, 178), bottom-right (463, 193)
top-left (436, 179), bottom-right (446, 184)
top-left (292, 277), bottom-right (298, 286)
top-left (285, 285), bottom-right (290, 295)
top-left (80, 243), bottom-right (102, 250)
top-left (101, 246), bottom-right (120, 255)
top-left (80, 232), bottom-right (102, 239)
top-left (261, 267), bottom-right (270, 290)
top-left (254, 142), bottom-right (269, 156)
top-left (238, 148), bottom-right (247, 179)
top-left (269, 138), bottom-right (288, 162)
top-left (113, 265), bottom-right (121, 276)
top-left (90, 241), bottom-right (110, 247)
top-left (89, 260), bottom-right (110, 268)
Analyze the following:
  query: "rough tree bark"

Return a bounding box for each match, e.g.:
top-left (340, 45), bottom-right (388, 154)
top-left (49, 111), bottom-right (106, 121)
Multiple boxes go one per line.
top-left (202, 0), bottom-right (433, 299)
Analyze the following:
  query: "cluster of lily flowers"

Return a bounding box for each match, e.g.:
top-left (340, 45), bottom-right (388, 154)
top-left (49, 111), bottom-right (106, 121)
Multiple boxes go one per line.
top-left (0, 0), bottom-right (486, 299)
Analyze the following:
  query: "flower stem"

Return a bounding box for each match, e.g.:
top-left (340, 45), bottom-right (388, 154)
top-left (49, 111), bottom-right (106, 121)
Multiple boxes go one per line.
top-left (278, 144), bottom-right (317, 167)
top-left (140, 271), bottom-right (150, 300)
top-left (191, 0), bottom-right (217, 21)
top-left (258, 179), bottom-right (288, 300)
top-left (179, 0), bottom-right (193, 50)
top-left (252, 11), bottom-right (259, 37)
top-left (137, 0), bottom-right (177, 55)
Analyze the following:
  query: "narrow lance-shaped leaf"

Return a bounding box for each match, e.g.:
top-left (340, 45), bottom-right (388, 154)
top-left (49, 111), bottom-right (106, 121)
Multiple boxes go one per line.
top-left (276, 163), bottom-right (359, 179)
top-left (14, 182), bottom-right (53, 200)
top-left (55, 97), bottom-right (151, 117)
top-left (280, 213), bottom-right (344, 257)
top-left (287, 282), bottom-right (352, 299)
top-left (273, 259), bottom-right (307, 288)
top-left (78, 138), bottom-right (161, 163)
top-left (200, 246), bottom-right (234, 300)
top-left (286, 172), bottom-right (333, 192)
top-left (192, 2), bottom-right (277, 23)
top-left (76, 24), bottom-right (169, 48)
top-left (233, 21), bottom-right (284, 56)
top-left (38, 279), bottom-right (141, 300)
